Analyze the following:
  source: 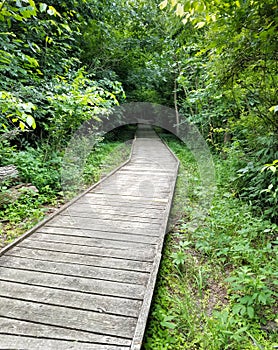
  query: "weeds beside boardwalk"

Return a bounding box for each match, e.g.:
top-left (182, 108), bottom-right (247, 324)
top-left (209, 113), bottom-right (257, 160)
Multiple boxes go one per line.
top-left (144, 133), bottom-right (277, 350)
top-left (0, 127), bottom-right (134, 248)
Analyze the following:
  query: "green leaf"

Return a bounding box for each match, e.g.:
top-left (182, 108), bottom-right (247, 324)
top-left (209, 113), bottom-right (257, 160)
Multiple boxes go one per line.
top-left (45, 36), bottom-right (53, 44)
top-left (161, 320), bottom-right (176, 329)
top-left (22, 102), bottom-right (35, 113)
top-left (269, 105), bottom-right (278, 113)
top-left (29, 0), bottom-right (36, 9)
top-left (159, 0), bottom-right (168, 10)
top-left (47, 5), bottom-right (60, 17)
top-left (47, 7), bottom-right (55, 15)
top-left (247, 306), bottom-right (254, 318)
top-left (236, 326), bottom-right (248, 334)
top-left (19, 121), bottom-right (25, 130)
top-left (258, 293), bottom-right (268, 304)
top-left (195, 21), bottom-right (206, 29)
top-left (26, 115), bottom-right (35, 128)
top-left (240, 295), bottom-right (252, 305)
top-left (211, 14), bottom-right (216, 22)
top-left (232, 304), bottom-right (243, 314)
top-left (39, 3), bottom-right (47, 12)
top-left (160, 316), bottom-right (176, 329)
top-left (240, 305), bottom-right (246, 315)
top-left (176, 3), bottom-right (184, 17)
top-left (61, 24), bottom-right (72, 32)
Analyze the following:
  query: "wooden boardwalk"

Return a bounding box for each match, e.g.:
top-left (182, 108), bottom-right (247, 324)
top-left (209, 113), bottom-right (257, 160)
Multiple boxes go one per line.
top-left (0, 125), bottom-right (179, 350)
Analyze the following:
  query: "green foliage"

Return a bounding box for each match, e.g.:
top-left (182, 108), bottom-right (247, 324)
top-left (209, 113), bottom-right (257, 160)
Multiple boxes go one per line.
top-left (234, 157), bottom-right (278, 223)
top-left (144, 134), bottom-right (278, 349)
top-left (0, 0), bottom-right (125, 154)
top-left (0, 2), bottom-right (128, 254)
top-left (0, 90), bottom-right (36, 132)
top-left (0, 189), bottom-right (51, 226)
top-left (227, 266), bottom-right (276, 320)
top-left (159, 0), bottom-right (217, 27)
top-left (0, 132), bottom-right (132, 246)
top-left (12, 146), bottom-right (62, 195)
top-left (0, 137), bottom-right (16, 164)
top-left (171, 240), bottom-right (190, 267)
top-left (43, 68), bottom-right (124, 146)
top-left (81, 0), bottom-right (174, 104)
top-left (156, 0), bottom-right (278, 223)
top-left (83, 139), bottom-right (132, 185)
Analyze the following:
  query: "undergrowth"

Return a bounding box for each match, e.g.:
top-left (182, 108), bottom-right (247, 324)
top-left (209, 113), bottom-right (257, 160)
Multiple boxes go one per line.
top-left (143, 133), bottom-right (278, 350)
top-left (0, 126), bottom-right (135, 247)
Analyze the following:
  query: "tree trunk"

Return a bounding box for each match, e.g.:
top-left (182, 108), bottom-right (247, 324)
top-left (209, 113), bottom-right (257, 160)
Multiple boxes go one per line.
top-left (174, 78), bottom-right (180, 136)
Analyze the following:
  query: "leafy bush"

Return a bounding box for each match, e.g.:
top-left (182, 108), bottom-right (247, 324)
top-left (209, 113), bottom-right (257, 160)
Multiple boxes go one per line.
top-left (0, 91), bottom-right (36, 132)
top-left (0, 138), bottom-right (17, 165)
top-left (12, 146), bottom-right (62, 196)
top-left (235, 159), bottom-right (278, 223)
top-left (44, 69), bottom-right (125, 147)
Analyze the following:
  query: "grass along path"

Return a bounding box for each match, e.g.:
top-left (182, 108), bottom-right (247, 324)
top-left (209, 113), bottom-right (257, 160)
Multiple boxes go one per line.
top-left (143, 133), bottom-right (278, 350)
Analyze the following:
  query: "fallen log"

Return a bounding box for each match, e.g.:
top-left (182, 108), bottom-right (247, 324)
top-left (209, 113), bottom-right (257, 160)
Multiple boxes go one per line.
top-left (0, 165), bottom-right (19, 182)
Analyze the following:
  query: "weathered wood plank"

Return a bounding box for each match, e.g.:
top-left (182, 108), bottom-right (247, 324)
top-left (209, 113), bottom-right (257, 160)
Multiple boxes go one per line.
top-left (89, 192), bottom-right (169, 201)
top-left (97, 185), bottom-right (171, 193)
top-left (64, 203), bottom-right (165, 218)
top-left (82, 192), bottom-right (167, 206)
top-left (0, 334), bottom-right (130, 349)
top-left (45, 215), bottom-right (161, 236)
top-left (0, 255), bottom-right (149, 285)
top-left (98, 178), bottom-right (172, 186)
top-left (0, 297), bottom-right (137, 339)
top-left (55, 215), bottom-right (161, 228)
top-left (0, 281), bottom-right (141, 317)
top-left (61, 208), bottom-right (162, 223)
top-left (0, 267), bottom-right (145, 299)
top-left (97, 176), bottom-right (171, 184)
top-left (117, 170), bottom-right (174, 176)
top-left (78, 196), bottom-right (167, 208)
top-left (6, 247), bottom-right (153, 272)
top-left (19, 238), bottom-right (156, 262)
top-left (77, 200), bottom-right (166, 212)
top-left (99, 171), bottom-right (171, 179)
top-left (36, 226), bottom-right (159, 244)
top-left (49, 213), bottom-right (162, 227)
top-left (92, 190), bottom-right (170, 199)
top-left (31, 232), bottom-right (155, 250)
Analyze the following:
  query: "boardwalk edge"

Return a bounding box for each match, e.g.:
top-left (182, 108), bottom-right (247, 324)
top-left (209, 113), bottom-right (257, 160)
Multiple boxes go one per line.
top-left (131, 130), bottom-right (180, 350)
top-left (0, 136), bottom-right (136, 257)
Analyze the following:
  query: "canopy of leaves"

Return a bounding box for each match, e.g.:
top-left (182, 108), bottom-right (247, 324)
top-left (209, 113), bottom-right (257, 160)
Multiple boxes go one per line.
top-left (0, 0), bottom-right (277, 216)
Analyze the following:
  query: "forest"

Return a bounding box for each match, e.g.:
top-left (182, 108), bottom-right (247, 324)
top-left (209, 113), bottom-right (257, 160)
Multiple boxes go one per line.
top-left (0, 0), bottom-right (277, 349)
